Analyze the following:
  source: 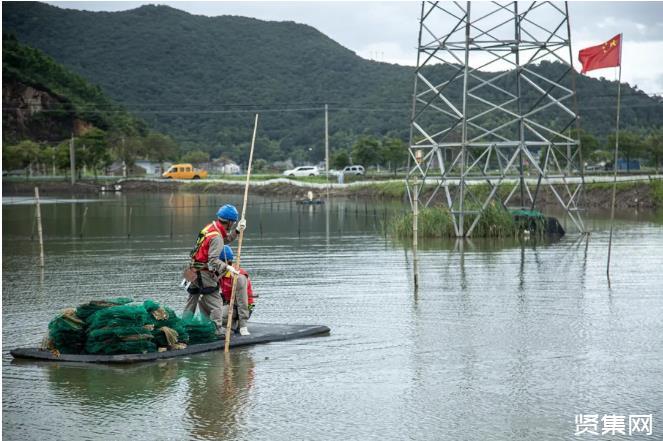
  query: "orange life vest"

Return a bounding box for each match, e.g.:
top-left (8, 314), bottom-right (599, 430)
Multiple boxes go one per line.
top-left (220, 268), bottom-right (254, 305)
top-left (190, 220), bottom-right (228, 266)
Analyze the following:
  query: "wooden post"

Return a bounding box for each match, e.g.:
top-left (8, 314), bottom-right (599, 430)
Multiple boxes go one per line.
top-left (413, 149), bottom-right (422, 290)
top-left (298, 208), bottom-right (302, 238)
top-left (225, 114), bottom-right (259, 352)
top-left (127, 207), bottom-right (133, 238)
top-left (34, 187), bottom-right (44, 267)
top-left (80, 206), bottom-right (88, 238)
top-left (413, 176), bottom-right (419, 290)
top-left (384, 207), bottom-right (388, 238)
top-left (259, 206), bottom-right (263, 238)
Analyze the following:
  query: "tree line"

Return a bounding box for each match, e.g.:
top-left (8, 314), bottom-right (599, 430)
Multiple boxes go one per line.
top-left (5, 127), bottom-right (662, 178)
top-left (4, 3), bottom-right (661, 164)
top-left (574, 128), bottom-right (663, 171)
top-left (3, 130), bottom-right (178, 178)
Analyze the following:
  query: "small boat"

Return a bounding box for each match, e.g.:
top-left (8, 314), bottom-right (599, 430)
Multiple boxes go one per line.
top-left (10, 323), bottom-right (330, 364)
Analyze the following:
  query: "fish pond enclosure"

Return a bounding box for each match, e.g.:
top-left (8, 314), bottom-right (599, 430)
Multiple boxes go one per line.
top-left (3, 193), bottom-right (663, 440)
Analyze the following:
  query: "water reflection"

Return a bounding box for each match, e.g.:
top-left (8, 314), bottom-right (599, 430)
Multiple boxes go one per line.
top-left (39, 359), bottom-right (181, 406)
top-left (12, 349), bottom-right (256, 440)
top-left (4, 192), bottom-right (663, 441)
top-left (184, 351), bottom-right (255, 441)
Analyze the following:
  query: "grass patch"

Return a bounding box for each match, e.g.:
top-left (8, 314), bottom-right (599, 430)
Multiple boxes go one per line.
top-left (348, 181), bottom-right (407, 198)
top-left (651, 180), bottom-right (663, 208)
top-left (389, 202), bottom-right (519, 238)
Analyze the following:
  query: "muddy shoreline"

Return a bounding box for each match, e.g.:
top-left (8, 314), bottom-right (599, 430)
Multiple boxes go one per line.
top-left (3, 178), bottom-right (661, 210)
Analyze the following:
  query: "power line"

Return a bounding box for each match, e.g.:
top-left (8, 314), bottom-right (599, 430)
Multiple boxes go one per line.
top-left (2, 102), bottom-right (661, 115)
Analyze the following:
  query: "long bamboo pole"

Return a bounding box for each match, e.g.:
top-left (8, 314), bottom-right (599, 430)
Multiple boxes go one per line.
top-left (225, 113), bottom-right (259, 352)
top-left (413, 176), bottom-right (419, 291)
top-left (607, 34), bottom-right (624, 284)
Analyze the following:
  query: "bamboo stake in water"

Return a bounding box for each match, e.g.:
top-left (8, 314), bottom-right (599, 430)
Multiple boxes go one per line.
top-left (413, 177), bottom-right (419, 291)
top-left (607, 35), bottom-right (624, 284)
top-left (413, 149), bottom-right (423, 291)
top-left (127, 207), bottom-right (133, 238)
top-left (225, 113), bottom-right (259, 352)
top-left (34, 187), bottom-right (44, 267)
top-left (80, 206), bottom-right (88, 238)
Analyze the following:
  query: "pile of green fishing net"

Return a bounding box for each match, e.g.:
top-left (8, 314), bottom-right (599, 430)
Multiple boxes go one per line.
top-left (45, 298), bottom-right (218, 355)
top-left (182, 316), bottom-right (218, 344)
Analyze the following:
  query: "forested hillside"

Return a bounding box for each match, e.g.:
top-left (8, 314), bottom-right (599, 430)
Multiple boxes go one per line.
top-left (2, 34), bottom-right (146, 143)
top-left (3, 2), bottom-right (662, 164)
top-left (3, 35), bottom-right (179, 176)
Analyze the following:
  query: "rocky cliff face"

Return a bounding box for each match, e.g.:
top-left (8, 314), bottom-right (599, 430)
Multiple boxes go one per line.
top-left (2, 78), bottom-right (85, 143)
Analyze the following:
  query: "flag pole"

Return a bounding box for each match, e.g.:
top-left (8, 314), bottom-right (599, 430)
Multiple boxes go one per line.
top-left (606, 33), bottom-right (623, 284)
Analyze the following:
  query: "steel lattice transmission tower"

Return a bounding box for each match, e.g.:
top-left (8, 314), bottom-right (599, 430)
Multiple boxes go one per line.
top-left (406, 1), bottom-right (585, 237)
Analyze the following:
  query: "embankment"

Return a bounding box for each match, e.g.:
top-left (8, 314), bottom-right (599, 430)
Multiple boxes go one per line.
top-left (3, 177), bottom-right (663, 210)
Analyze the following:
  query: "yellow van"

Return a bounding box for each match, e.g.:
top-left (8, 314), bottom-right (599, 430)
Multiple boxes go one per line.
top-left (162, 163), bottom-right (208, 180)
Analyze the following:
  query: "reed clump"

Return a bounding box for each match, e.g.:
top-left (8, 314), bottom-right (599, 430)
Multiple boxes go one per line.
top-left (390, 202), bottom-right (519, 238)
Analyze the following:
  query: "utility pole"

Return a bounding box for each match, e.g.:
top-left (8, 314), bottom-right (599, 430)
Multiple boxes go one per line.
top-left (69, 133), bottom-right (76, 185)
top-left (325, 104), bottom-right (330, 195)
top-left (122, 136), bottom-right (127, 177)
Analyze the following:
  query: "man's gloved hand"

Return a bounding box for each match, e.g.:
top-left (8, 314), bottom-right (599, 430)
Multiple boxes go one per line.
top-left (236, 218), bottom-right (247, 232)
top-left (226, 265), bottom-right (240, 276)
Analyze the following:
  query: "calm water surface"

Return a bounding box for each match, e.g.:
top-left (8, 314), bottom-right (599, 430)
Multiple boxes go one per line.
top-left (3, 192), bottom-right (663, 440)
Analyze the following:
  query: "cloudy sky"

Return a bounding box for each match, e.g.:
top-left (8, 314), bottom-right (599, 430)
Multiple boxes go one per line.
top-left (48, 1), bottom-right (663, 95)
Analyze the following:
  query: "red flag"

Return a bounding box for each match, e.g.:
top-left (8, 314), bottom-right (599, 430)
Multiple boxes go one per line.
top-left (578, 34), bottom-right (622, 74)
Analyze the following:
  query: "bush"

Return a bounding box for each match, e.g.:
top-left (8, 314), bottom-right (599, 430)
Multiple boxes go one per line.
top-left (390, 202), bottom-right (518, 238)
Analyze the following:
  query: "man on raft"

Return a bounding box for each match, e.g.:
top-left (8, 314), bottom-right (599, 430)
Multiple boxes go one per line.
top-left (182, 204), bottom-right (246, 337)
top-left (219, 245), bottom-right (254, 336)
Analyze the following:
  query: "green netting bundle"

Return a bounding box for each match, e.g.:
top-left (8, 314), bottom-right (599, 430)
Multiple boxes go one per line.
top-left (182, 316), bottom-right (218, 344)
top-left (86, 304), bottom-right (151, 330)
top-left (143, 300), bottom-right (189, 346)
top-left (47, 308), bottom-right (86, 354)
top-left (76, 297), bottom-right (133, 321)
top-left (85, 304), bottom-right (155, 355)
top-left (47, 298), bottom-right (207, 355)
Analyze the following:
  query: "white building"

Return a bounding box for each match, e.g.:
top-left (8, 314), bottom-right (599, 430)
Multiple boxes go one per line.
top-left (210, 158), bottom-right (241, 175)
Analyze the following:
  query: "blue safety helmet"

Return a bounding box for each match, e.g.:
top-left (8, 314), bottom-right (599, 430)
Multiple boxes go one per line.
top-left (220, 245), bottom-right (234, 262)
top-left (216, 204), bottom-right (239, 222)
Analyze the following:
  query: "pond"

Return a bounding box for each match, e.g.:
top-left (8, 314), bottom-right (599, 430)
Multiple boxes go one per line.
top-left (3, 192), bottom-right (662, 440)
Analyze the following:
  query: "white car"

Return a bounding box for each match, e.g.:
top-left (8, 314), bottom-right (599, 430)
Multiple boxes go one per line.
top-left (342, 165), bottom-right (365, 176)
top-left (283, 166), bottom-right (320, 177)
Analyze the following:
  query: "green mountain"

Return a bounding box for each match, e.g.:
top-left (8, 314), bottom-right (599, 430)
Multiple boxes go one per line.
top-left (2, 33), bottom-right (146, 144)
top-left (3, 2), bottom-right (661, 163)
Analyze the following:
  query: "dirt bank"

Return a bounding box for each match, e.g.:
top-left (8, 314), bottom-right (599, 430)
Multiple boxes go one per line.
top-left (3, 178), bottom-right (661, 210)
